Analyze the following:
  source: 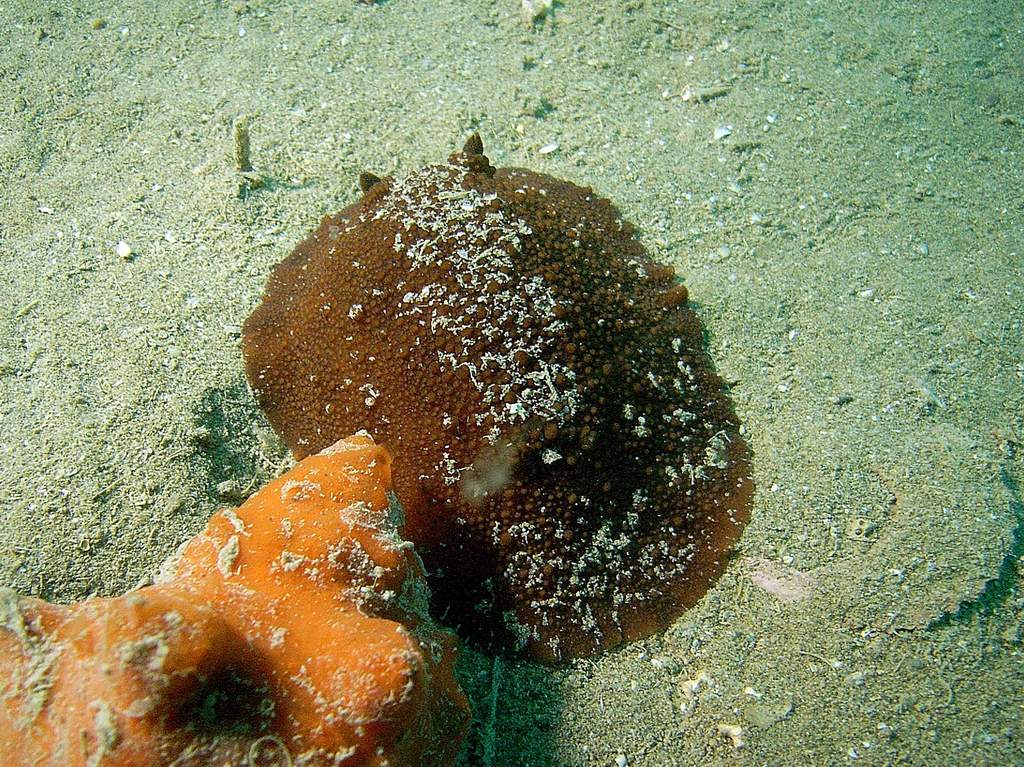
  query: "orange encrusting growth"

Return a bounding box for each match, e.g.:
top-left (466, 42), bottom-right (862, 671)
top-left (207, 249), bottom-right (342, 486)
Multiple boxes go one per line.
top-left (0, 433), bottom-right (469, 767)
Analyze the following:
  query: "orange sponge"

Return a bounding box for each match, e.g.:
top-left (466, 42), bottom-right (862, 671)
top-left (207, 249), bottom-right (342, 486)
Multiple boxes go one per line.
top-left (0, 433), bottom-right (469, 766)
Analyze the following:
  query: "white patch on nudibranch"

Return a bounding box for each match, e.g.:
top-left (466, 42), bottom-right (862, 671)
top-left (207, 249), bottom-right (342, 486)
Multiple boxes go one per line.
top-left (368, 161), bottom-right (581, 486)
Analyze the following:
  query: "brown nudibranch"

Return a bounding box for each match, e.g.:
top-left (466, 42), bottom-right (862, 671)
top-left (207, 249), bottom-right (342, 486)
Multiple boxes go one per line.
top-left (243, 135), bottom-right (754, 662)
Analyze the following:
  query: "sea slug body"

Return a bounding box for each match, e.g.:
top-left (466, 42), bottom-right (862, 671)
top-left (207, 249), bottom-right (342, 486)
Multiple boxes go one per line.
top-left (243, 135), bottom-right (754, 661)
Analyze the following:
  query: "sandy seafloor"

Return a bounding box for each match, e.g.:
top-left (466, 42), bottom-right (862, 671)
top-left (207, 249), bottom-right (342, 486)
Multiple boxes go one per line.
top-left (1, 0), bottom-right (1022, 764)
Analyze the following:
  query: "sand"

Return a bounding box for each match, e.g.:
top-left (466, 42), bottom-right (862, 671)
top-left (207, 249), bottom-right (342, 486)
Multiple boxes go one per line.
top-left (0, 0), bottom-right (1021, 765)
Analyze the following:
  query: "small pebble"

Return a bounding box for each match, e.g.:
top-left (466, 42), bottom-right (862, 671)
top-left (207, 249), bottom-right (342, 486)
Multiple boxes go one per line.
top-left (116, 240), bottom-right (133, 260)
top-left (216, 478), bottom-right (247, 503)
top-left (845, 670), bottom-right (868, 687)
top-left (191, 425), bottom-right (213, 447)
top-left (650, 655), bottom-right (680, 674)
top-left (614, 755), bottom-right (627, 767)
top-left (716, 723), bottom-right (745, 750)
top-left (845, 518), bottom-right (877, 540)
top-left (713, 124), bottom-right (733, 141)
top-left (522, 0), bottom-right (553, 23)
top-left (744, 698), bottom-right (794, 729)
top-left (843, 514), bottom-right (876, 536)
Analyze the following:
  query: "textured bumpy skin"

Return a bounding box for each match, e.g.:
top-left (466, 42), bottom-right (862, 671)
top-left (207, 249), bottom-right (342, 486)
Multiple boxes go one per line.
top-left (0, 434), bottom-right (469, 766)
top-left (244, 135), bottom-right (754, 661)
